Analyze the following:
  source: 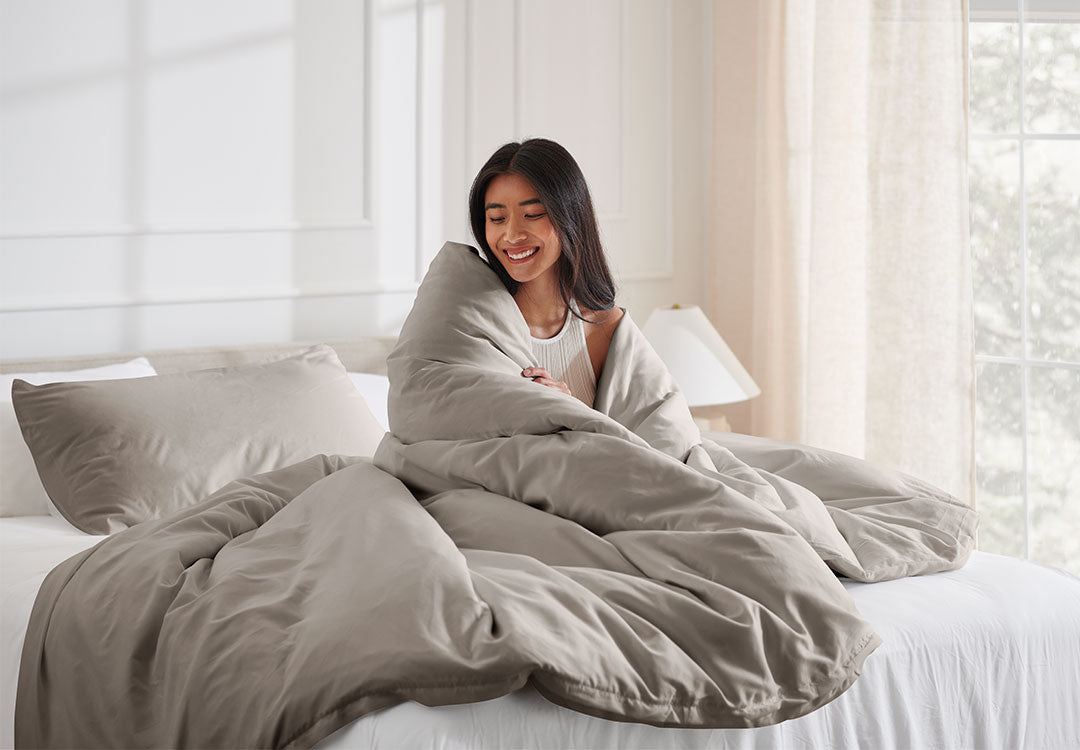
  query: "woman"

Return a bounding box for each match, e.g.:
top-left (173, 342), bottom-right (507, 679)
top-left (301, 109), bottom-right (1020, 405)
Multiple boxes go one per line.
top-left (468, 138), bottom-right (624, 408)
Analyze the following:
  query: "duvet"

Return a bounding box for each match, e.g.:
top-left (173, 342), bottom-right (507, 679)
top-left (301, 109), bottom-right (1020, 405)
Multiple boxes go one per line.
top-left (15, 242), bottom-right (977, 749)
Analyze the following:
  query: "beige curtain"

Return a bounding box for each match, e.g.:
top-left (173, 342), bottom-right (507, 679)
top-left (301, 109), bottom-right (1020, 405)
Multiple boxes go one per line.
top-left (710, 0), bottom-right (973, 502)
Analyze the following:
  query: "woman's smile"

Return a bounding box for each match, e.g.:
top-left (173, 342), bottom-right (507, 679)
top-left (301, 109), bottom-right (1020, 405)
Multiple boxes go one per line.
top-left (504, 246), bottom-right (540, 263)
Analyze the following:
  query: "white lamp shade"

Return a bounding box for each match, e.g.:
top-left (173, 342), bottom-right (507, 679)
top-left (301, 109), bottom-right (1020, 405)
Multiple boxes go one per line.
top-left (642, 305), bottom-right (760, 407)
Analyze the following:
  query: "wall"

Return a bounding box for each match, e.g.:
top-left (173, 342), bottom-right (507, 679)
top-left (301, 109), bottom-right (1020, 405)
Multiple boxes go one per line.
top-left (0, 0), bottom-right (712, 360)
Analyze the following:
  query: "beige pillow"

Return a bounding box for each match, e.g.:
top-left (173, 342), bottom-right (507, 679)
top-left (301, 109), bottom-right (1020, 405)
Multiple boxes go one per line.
top-left (12, 345), bottom-right (385, 534)
top-left (1, 357), bottom-right (158, 518)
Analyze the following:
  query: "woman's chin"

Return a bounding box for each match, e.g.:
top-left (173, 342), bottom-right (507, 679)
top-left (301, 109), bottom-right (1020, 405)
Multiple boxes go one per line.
top-left (498, 253), bottom-right (560, 285)
top-left (498, 262), bottom-right (535, 284)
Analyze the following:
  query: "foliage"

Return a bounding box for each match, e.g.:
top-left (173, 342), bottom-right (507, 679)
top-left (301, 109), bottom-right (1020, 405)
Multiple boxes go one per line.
top-left (969, 20), bottom-right (1080, 575)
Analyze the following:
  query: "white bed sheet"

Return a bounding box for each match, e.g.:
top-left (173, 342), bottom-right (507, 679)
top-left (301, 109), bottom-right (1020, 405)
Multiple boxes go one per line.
top-left (1, 516), bottom-right (105, 749)
top-left (3, 516), bottom-right (1079, 750)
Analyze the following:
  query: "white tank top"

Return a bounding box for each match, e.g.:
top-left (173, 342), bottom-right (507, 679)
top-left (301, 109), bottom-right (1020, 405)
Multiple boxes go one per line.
top-left (530, 300), bottom-right (597, 408)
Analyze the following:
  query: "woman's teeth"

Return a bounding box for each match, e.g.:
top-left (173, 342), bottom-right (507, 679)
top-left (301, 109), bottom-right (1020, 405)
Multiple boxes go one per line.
top-left (507, 247), bottom-right (538, 260)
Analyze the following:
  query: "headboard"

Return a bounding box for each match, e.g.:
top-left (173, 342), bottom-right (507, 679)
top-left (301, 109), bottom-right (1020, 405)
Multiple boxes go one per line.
top-left (0, 338), bottom-right (398, 376)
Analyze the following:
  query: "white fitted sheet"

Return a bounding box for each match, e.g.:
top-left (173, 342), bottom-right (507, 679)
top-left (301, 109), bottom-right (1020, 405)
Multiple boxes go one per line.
top-left (3, 517), bottom-right (1079, 750)
top-left (1, 516), bottom-right (105, 749)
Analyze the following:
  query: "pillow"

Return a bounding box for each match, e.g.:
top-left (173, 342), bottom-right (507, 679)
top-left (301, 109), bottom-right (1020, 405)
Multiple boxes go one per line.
top-left (347, 372), bottom-right (390, 431)
top-left (1, 358), bottom-right (158, 518)
top-left (12, 345), bottom-right (385, 535)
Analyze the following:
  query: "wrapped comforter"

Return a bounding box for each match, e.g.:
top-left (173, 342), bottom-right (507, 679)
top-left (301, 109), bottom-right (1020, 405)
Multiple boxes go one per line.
top-left (15, 242), bottom-right (977, 748)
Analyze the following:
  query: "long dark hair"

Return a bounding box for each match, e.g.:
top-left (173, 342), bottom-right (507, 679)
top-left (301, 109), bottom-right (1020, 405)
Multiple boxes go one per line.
top-left (468, 138), bottom-right (616, 319)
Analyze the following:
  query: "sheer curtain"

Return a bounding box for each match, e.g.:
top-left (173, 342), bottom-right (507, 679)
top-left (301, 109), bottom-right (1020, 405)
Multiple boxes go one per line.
top-left (709, 0), bottom-right (974, 501)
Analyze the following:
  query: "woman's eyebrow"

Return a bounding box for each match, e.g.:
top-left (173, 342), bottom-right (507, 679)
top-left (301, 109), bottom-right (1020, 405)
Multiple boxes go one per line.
top-left (485, 198), bottom-right (543, 210)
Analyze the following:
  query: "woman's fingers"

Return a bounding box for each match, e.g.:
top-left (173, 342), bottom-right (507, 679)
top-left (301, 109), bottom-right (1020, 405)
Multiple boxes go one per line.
top-left (534, 377), bottom-right (572, 396)
top-left (523, 368), bottom-right (571, 396)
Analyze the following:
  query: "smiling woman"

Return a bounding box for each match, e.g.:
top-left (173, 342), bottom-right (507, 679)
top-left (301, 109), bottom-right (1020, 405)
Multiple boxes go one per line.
top-left (482, 172), bottom-right (563, 283)
top-left (467, 139), bottom-right (624, 407)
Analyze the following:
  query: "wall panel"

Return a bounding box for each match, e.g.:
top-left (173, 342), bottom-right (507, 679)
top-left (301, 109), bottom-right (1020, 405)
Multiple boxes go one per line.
top-left (370, 0), bottom-right (419, 284)
top-left (0, 0), bottom-right (710, 360)
top-left (143, 40), bottom-right (295, 226)
top-left (604, 0), bottom-right (673, 283)
top-left (516, 0), bottom-right (624, 216)
top-left (294, 0), bottom-right (368, 224)
top-left (0, 78), bottom-right (130, 233)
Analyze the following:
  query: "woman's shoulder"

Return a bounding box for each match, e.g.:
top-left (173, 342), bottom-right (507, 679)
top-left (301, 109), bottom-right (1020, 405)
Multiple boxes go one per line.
top-left (580, 305), bottom-right (624, 337)
top-left (579, 305), bottom-right (625, 381)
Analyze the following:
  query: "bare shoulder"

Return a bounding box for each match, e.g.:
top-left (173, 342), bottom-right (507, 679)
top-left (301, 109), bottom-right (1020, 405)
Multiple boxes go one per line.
top-left (582, 306), bottom-right (624, 339)
top-left (601, 306), bottom-right (625, 338)
top-left (581, 306), bottom-right (624, 381)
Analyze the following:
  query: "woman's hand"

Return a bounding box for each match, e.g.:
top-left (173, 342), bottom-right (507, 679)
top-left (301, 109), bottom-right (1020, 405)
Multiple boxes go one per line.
top-left (522, 367), bottom-right (572, 397)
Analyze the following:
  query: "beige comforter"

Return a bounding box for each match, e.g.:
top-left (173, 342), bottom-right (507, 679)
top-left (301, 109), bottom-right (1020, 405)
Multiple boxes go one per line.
top-left (15, 242), bottom-right (976, 749)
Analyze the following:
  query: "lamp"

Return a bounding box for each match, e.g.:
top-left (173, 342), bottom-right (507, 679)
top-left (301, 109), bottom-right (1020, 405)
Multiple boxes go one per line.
top-left (642, 304), bottom-right (760, 430)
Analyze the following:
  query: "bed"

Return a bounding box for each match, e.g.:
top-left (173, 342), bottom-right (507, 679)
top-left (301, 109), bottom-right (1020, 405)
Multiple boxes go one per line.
top-left (2, 331), bottom-right (1079, 749)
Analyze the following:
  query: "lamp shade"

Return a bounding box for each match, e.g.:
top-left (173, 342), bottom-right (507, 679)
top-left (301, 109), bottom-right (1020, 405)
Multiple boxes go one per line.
top-left (642, 305), bottom-right (760, 407)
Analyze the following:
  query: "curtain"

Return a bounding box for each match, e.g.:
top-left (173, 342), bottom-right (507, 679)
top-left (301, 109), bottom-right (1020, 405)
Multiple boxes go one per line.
top-left (709, 0), bottom-right (973, 502)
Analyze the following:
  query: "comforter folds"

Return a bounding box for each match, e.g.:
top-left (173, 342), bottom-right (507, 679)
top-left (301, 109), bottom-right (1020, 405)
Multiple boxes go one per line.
top-left (15, 242), bottom-right (976, 749)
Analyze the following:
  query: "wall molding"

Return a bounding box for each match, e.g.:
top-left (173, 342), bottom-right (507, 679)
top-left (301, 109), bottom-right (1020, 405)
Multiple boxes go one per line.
top-left (601, 1), bottom-right (675, 281)
top-left (0, 221), bottom-right (376, 241)
top-left (363, 0), bottom-right (375, 224)
top-left (1, 0), bottom-right (703, 359)
top-left (463, 0), bottom-right (474, 188)
top-left (0, 282), bottom-right (421, 314)
top-left (617, 0), bottom-right (628, 217)
top-left (662, 0), bottom-right (675, 279)
top-left (496, 0), bottom-right (674, 279)
top-left (513, 0), bottom-right (523, 138)
top-left (414, 0), bottom-right (426, 282)
top-left (620, 270), bottom-right (675, 283)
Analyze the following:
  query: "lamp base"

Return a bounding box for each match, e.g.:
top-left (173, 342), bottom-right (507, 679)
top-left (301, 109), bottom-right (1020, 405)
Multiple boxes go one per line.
top-left (690, 411), bottom-right (731, 433)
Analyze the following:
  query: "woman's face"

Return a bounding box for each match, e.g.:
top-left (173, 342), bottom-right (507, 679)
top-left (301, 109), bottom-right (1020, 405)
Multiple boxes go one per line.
top-left (483, 172), bottom-right (562, 286)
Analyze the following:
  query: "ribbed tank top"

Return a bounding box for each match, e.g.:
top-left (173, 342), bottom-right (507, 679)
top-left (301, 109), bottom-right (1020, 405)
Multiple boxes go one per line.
top-left (530, 300), bottom-right (596, 408)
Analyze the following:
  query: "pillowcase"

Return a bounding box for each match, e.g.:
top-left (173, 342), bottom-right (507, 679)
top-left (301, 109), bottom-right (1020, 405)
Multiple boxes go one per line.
top-left (347, 372), bottom-right (390, 431)
top-left (1, 358), bottom-right (158, 518)
top-left (12, 345), bottom-right (385, 535)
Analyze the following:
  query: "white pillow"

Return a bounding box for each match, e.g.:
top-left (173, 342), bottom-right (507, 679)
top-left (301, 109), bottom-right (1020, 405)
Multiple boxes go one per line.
top-left (347, 372), bottom-right (390, 432)
top-left (1, 358), bottom-right (158, 517)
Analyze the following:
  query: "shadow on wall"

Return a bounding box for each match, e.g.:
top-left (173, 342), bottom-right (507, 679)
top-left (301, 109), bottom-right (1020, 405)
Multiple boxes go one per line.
top-left (0, 0), bottom-right (428, 359)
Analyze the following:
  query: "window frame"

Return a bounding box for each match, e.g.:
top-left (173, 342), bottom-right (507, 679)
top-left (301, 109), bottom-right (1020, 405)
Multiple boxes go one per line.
top-left (969, 0), bottom-right (1080, 563)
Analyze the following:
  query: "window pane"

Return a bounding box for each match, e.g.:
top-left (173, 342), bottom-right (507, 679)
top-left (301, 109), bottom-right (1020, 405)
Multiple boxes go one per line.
top-left (974, 361), bottom-right (1025, 558)
top-left (970, 0), bottom-right (1018, 18)
top-left (1028, 366), bottom-right (1080, 575)
top-left (1024, 22), bottom-right (1080, 133)
top-left (1025, 0), bottom-right (1080, 11)
top-left (970, 22), bottom-right (1020, 133)
top-left (1025, 140), bottom-right (1080, 362)
top-left (970, 139), bottom-right (1022, 356)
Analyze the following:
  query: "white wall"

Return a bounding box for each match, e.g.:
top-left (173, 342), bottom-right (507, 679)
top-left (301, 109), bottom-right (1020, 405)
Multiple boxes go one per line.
top-left (0, 0), bottom-right (712, 359)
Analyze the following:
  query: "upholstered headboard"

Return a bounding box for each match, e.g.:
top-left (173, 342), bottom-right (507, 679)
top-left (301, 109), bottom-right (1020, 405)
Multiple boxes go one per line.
top-left (0, 338), bottom-right (398, 376)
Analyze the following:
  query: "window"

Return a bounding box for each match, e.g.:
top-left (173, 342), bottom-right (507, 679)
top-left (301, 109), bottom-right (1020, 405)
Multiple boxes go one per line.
top-left (969, 0), bottom-right (1080, 574)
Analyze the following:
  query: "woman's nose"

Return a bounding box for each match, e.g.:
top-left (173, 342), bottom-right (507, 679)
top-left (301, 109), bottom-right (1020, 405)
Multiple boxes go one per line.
top-left (505, 216), bottom-right (526, 241)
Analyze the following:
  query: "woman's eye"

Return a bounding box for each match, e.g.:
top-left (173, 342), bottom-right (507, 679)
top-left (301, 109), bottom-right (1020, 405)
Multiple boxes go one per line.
top-left (525, 213), bottom-right (546, 220)
top-left (488, 216), bottom-right (505, 224)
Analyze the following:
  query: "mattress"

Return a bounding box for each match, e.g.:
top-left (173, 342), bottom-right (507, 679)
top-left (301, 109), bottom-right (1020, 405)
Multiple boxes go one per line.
top-left (3, 516), bottom-right (1078, 750)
